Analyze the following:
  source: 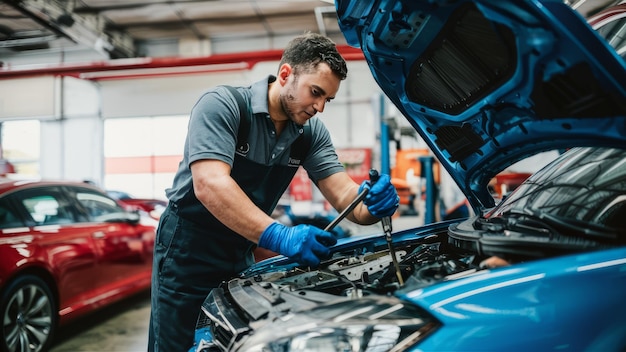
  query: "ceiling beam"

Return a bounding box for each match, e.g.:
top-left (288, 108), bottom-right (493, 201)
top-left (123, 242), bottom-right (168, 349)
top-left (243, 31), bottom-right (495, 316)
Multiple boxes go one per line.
top-left (0, 45), bottom-right (365, 80)
top-left (5, 0), bottom-right (136, 58)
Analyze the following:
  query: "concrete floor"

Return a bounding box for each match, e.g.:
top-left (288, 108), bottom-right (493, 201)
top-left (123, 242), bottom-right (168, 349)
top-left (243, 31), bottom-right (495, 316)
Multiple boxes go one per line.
top-left (49, 215), bottom-right (422, 352)
top-left (50, 290), bottom-right (151, 352)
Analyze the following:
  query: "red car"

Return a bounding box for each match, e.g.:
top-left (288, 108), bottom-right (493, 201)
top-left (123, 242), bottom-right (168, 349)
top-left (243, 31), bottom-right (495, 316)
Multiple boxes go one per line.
top-left (0, 178), bottom-right (156, 352)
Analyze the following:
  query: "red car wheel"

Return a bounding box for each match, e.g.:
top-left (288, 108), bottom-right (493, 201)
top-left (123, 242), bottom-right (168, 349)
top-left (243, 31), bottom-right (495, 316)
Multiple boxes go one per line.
top-left (1, 275), bottom-right (58, 352)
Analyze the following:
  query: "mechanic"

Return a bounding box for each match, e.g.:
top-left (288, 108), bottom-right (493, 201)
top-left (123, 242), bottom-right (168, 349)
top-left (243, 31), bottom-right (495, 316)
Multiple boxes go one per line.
top-left (148, 32), bottom-right (400, 352)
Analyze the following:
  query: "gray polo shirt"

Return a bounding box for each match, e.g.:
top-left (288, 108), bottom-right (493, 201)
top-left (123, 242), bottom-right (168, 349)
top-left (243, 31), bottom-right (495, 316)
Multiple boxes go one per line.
top-left (165, 75), bottom-right (345, 203)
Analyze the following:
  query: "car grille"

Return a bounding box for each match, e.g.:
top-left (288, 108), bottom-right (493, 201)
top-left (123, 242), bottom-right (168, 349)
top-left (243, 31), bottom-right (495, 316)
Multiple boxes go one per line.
top-left (201, 287), bottom-right (251, 351)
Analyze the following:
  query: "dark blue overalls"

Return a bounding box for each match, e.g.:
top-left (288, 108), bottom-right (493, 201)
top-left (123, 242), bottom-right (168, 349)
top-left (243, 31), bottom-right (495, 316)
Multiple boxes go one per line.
top-left (148, 87), bottom-right (310, 351)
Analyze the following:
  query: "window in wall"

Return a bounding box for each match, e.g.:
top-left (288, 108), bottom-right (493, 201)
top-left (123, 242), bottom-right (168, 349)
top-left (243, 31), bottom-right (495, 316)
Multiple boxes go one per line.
top-left (103, 116), bottom-right (187, 200)
top-left (1, 120), bottom-right (40, 176)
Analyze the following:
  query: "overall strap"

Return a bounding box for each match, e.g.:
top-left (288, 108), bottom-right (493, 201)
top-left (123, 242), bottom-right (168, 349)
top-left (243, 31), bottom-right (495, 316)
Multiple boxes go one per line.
top-left (223, 85), bottom-right (250, 153)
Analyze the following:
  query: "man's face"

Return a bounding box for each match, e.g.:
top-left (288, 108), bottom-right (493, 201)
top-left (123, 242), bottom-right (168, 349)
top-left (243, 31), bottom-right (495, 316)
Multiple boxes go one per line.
top-left (280, 63), bottom-right (341, 125)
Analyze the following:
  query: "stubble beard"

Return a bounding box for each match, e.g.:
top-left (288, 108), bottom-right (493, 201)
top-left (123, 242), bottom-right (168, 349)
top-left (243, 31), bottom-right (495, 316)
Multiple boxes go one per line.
top-left (280, 84), bottom-right (308, 125)
top-left (280, 94), bottom-right (296, 123)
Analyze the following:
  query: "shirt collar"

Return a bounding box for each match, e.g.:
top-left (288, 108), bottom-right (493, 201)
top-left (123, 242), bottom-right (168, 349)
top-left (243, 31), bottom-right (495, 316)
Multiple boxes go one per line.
top-left (249, 75), bottom-right (275, 116)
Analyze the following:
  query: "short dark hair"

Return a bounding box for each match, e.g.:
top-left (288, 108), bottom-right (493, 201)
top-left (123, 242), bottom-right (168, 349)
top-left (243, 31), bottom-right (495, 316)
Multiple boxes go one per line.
top-left (279, 32), bottom-right (348, 80)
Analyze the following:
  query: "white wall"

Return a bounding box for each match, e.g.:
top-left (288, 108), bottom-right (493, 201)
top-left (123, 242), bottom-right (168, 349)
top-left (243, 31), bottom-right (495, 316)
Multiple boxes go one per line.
top-left (39, 116), bottom-right (103, 182)
top-left (99, 70), bottom-right (254, 118)
top-left (0, 76), bottom-right (59, 119)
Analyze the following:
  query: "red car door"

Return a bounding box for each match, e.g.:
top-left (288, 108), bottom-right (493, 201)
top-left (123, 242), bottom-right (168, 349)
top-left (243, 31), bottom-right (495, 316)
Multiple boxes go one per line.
top-left (70, 187), bottom-right (154, 298)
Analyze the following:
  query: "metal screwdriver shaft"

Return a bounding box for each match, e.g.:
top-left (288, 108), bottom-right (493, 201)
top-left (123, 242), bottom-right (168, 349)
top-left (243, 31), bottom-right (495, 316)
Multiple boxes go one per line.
top-left (369, 169), bottom-right (404, 285)
top-left (324, 188), bottom-right (369, 232)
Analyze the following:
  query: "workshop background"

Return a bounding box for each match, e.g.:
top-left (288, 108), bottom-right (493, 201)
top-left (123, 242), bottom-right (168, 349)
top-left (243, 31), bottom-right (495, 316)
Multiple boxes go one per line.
top-left (3, 0), bottom-right (614, 213)
top-left (0, 0), bottom-right (623, 351)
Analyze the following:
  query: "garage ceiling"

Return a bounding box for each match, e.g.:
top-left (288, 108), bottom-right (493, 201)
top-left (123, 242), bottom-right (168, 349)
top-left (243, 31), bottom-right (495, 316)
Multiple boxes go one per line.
top-left (0, 0), bottom-right (340, 59)
top-left (0, 0), bottom-right (621, 60)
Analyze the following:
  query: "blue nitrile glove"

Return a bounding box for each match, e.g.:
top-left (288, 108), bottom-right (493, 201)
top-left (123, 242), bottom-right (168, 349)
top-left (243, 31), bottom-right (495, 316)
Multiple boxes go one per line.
top-left (358, 173), bottom-right (400, 217)
top-left (259, 222), bottom-right (337, 267)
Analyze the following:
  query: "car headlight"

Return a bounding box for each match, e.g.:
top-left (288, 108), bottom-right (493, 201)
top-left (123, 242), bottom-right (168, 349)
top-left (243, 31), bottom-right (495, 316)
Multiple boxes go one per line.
top-left (253, 324), bottom-right (410, 352)
top-left (235, 296), bottom-right (440, 352)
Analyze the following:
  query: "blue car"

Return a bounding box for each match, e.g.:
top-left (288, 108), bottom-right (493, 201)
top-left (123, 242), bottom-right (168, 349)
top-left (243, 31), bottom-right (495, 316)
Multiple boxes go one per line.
top-left (192, 1), bottom-right (626, 351)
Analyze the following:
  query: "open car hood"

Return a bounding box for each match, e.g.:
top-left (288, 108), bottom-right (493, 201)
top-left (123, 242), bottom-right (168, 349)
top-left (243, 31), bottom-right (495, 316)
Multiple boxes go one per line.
top-left (336, 0), bottom-right (626, 210)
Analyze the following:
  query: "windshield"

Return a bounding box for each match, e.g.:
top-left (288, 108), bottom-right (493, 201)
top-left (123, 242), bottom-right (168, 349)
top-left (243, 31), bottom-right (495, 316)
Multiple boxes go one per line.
top-left (486, 148), bottom-right (626, 230)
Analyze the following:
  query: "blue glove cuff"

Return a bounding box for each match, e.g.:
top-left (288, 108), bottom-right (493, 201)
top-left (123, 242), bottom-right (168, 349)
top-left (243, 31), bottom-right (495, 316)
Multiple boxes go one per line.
top-left (358, 180), bottom-right (371, 195)
top-left (259, 222), bottom-right (282, 253)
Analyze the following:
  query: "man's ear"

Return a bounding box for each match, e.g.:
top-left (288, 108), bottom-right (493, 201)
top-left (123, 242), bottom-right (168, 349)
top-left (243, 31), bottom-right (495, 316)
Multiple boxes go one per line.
top-left (277, 63), bottom-right (292, 86)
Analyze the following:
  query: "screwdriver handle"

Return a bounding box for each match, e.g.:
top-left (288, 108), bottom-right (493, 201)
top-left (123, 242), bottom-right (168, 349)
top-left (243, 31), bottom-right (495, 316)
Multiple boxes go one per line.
top-left (369, 169), bottom-right (380, 183)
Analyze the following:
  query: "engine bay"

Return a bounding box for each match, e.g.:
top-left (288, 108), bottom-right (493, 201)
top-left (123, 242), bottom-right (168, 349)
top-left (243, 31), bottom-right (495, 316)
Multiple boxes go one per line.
top-left (245, 231), bottom-right (487, 297)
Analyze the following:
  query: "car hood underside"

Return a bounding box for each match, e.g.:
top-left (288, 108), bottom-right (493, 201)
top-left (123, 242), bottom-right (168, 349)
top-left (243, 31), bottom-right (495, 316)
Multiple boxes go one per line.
top-left (336, 0), bottom-right (626, 209)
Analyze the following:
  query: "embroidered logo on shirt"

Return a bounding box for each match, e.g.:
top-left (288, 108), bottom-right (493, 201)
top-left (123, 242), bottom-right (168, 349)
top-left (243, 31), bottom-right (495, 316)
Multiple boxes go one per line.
top-left (235, 143), bottom-right (250, 157)
top-left (288, 157), bottom-right (302, 167)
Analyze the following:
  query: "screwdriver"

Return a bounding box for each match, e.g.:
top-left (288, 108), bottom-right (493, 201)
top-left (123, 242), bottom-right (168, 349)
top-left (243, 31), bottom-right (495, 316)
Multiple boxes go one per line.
top-left (369, 169), bottom-right (404, 285)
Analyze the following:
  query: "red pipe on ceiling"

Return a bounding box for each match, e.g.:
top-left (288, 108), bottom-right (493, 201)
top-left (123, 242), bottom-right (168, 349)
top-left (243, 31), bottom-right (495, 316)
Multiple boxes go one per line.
top-left (0, 45), bottom-right (365, 81)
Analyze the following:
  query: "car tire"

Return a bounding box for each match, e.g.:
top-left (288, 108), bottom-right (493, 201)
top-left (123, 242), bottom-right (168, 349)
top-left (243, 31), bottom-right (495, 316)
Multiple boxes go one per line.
top-left (0, 275), bottom-right (58, 352)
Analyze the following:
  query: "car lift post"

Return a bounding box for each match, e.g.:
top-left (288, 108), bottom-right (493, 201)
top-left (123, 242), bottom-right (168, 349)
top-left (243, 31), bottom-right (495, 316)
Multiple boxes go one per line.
top-left (420, 155), bottom-right (437, 224)
top-left (379, 93), bottom-right (391, 176)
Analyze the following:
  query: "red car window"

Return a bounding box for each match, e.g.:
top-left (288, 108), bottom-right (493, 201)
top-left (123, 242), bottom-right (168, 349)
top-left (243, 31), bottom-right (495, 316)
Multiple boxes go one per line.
top-left (21, 194), bottom-right (73, 225)
top-left (0, 199), bottom-right (23, 229)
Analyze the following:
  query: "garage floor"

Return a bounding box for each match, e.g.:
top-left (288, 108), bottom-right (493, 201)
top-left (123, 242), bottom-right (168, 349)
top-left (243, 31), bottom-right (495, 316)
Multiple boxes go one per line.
top-left (50, 290), bottom-right (151, 352)
top-left (49, 215), bottom-right (421, 352)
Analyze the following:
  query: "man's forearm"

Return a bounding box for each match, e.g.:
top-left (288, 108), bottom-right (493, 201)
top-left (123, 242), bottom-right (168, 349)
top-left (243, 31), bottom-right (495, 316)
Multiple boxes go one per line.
top-left (194, 174), bottom-right (274, 243)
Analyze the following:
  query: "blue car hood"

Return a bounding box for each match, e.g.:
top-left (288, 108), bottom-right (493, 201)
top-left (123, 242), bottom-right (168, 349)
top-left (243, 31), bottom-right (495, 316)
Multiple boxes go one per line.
top-left (336, 0), bottom-right (626, 210)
